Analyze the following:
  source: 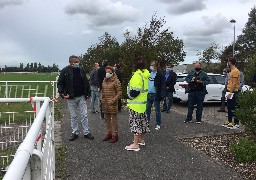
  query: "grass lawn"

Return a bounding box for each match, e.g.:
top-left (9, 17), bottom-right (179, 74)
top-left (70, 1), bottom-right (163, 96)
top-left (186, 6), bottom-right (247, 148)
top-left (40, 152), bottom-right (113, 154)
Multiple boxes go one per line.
top-left (0, 73), bottom-right (59, 123)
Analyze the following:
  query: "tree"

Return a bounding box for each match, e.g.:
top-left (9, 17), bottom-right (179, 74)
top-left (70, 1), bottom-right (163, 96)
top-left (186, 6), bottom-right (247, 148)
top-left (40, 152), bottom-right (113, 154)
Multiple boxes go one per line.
top-left (236, 6), bottom-right (256, 60)
top-left (119, 14), bottom-right (186, 93)
top-left (81, 32), bottom-right (120, 73)
top-left (196, 43), bottom-right (222, 73)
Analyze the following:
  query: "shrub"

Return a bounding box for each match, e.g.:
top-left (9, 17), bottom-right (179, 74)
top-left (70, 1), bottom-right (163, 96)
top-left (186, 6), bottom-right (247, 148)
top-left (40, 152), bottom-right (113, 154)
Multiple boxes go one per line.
top-left (235, 89), bottom-right (256, 135)
top-left (230, 137), bottom-right (256, 163)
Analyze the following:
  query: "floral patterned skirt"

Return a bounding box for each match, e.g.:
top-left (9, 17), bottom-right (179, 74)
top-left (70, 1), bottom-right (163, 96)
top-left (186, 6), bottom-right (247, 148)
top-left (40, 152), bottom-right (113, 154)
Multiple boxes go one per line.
top-left (129, 109), bottom-right (150, 135)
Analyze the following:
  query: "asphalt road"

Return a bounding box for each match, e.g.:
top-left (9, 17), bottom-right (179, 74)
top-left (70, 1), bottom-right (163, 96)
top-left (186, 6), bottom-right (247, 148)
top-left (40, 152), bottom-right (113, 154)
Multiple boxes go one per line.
top-left (59, 100), bottom-right (243, 180)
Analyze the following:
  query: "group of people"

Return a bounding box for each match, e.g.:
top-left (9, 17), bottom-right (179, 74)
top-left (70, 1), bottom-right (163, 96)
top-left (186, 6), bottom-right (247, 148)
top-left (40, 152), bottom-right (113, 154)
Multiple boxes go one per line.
top-left (57, 55), bottom-right (247, 152)
top-left (57, 55), bottom-right (178, 151)
top-left (184, 57), bottom-right (245, 129)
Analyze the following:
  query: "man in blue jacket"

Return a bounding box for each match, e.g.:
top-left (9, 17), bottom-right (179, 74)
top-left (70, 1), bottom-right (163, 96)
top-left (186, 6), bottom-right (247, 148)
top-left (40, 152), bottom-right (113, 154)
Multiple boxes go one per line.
top-left (184, 62), bottom-right (209, 124)
top-left (57, 55), bottom-right (94, 141)
top-left (146, 60), bottom-right (166, 130)
top-left (162, 64), bottom-right (177, 113)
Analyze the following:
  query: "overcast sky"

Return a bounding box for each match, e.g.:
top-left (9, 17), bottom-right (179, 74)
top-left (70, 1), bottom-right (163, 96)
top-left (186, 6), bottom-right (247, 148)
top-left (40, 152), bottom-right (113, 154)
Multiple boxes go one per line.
top-left (0, 0), bottom-right (255, 69)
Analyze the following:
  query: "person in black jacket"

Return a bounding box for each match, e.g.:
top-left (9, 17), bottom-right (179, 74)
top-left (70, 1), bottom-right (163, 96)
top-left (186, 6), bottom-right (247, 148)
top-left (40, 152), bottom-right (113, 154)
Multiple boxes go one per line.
top-left (146, 60), bottom-right (166, 130)
top-left (57, 55), bottom-right (94, 141)
top-left (162, 65), bottom-right (177, 113)
top-left (97, 60), bottom-right (108, 119)
top-left (114, 63), bottom-right (123, 112)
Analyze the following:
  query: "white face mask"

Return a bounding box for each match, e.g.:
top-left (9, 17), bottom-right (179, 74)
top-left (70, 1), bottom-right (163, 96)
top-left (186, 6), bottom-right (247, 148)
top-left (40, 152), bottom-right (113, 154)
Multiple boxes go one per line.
top-left (106, 72), bottom-right (113, 79)
top-left (73, 62), bottom-right (80, 68)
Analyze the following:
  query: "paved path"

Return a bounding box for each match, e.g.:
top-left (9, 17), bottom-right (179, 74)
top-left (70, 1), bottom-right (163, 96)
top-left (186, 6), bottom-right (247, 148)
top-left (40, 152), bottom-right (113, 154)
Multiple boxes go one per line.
top-left (58, 100), bottom-right (243, 180)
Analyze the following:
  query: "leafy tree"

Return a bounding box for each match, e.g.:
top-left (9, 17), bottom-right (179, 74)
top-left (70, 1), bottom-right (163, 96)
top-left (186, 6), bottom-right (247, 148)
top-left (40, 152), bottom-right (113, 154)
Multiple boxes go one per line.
top-left (196, 43), bottom-right (222, 73)
top-left (236, 6), bottom-right (256, 60)
top-left (119, 14), bottom-right (186, 93)
top-left (81, 32), bottom-right (120, 73)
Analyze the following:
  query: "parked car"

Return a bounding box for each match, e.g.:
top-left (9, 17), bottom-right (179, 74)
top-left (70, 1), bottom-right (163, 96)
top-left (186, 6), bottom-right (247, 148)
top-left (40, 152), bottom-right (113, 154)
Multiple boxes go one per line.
top-left (173, 73), bottom-right (251, 103)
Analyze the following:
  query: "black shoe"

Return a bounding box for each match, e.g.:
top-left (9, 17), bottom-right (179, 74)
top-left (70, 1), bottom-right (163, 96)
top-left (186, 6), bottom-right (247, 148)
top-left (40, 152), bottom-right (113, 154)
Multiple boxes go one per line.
top-left (184, 119), bottom-right (192, 123)
top-left (69, 133), bottom-right (78, 141)
top-left (100, 113), bottom-right (104, 119)
top-left (166, 110), bottom-right (170, 113)
top-left (84, 133), bottom-right (94, 140)
top-left (91, 111), bottom-right (96, 114)
top-left (196, 120), bottom-right (202, 124)
top-left (161, 109), bottom-right (167, 112)
top-left (217, 108), bottom-right (226, 112)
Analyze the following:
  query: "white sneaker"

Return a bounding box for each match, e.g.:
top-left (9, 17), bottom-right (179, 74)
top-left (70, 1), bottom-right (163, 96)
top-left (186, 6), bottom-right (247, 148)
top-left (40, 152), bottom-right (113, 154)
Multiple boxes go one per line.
top-left (138, 140), bottom-right (145, 146)
top-left (155, 125), bottom-right (160, 130)
top-left (232, 124), bottom-right (240, 129)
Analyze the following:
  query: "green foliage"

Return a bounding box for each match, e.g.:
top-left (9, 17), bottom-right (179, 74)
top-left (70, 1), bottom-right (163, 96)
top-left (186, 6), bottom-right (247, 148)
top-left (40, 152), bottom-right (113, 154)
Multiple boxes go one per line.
top-left (237, 6), bottom-right (256, 60)
top-left (235, 90), bottom-right (256, 135)
top-left (243, 53), bottom-right (256, 86)
top-left (230, 137), bottom-right (256, 163)
top-left (81, 14), bottom-right (186, 96)
top-left (81, 32), bottom-right (120, 73)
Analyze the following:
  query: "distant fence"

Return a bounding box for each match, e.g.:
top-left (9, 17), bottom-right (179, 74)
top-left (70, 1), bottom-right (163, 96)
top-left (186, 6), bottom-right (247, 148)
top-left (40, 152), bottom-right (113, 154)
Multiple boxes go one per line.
top-left (1, 97), bottom-right (55, 180)
top-left (0, 80), bottom-right (59, 99)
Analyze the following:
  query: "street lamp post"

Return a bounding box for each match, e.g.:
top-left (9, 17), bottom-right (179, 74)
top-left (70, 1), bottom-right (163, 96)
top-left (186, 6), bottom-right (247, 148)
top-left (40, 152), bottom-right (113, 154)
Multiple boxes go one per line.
top-left (230, 19), bottom-right (236, 57)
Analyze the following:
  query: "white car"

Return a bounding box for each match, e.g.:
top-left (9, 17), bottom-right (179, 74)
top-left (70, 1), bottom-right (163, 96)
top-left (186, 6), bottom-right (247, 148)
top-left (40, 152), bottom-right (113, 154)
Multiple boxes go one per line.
top-left (173, 73), bottom-right (251, 103)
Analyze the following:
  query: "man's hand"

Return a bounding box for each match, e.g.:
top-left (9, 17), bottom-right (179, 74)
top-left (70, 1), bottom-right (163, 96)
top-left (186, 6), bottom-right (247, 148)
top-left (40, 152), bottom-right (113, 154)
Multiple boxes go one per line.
top-left (191, 77), bottom-right (196, 82)
top-left (227, 93), bottom-right (232, 99)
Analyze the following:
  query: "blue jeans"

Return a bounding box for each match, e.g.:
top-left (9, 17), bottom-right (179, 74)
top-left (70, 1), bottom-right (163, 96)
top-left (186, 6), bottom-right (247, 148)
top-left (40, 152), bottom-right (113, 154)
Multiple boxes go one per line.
top-left (186, 91), bottom-right (205, 121)
top-left (67, 95), bottom-right (90, 135)
top-left (162, 91), bottom-right (173, 111)
top-left (90, 85), bottom-right (100, 112)
top-left (146, 93), bottom-right (161, 126)
top-left (227, 92), bottom-right (239, 124)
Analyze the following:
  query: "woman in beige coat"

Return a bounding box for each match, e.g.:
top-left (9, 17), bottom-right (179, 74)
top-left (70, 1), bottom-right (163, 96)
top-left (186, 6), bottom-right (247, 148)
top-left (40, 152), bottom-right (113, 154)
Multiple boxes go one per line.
top-left (101, 66), bottom-right (122, 143)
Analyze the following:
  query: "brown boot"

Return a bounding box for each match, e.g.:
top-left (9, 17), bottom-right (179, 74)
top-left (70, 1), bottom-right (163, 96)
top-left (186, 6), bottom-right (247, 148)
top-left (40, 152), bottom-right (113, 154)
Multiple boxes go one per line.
top-left (109, 135), bottom-right (118, 143)
top-left (102, 134), bottom-right (112, 141)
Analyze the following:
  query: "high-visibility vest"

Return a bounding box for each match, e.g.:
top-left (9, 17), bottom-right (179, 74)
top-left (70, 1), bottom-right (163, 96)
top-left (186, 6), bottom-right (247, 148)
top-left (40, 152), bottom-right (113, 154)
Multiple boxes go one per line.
top-left (127, 69), bottom-right (149, 113)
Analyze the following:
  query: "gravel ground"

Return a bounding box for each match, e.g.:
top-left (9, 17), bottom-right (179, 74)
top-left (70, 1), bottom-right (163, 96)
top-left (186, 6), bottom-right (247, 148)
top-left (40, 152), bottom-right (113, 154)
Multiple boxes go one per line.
top-left (172, 103), bottom-right (255, 180)
top-left (181, 133), bottom-right (256, 180)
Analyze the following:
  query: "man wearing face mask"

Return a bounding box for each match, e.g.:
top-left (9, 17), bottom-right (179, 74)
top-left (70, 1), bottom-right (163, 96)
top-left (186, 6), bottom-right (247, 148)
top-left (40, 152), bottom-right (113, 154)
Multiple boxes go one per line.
top-left (222, 57), bottom-right (240, 129)
top-left (162, 64), bottom-right (177, 113)
top-left (97, 60), bottom-right (109, 119)
top-left (146, 60), bottom-right (166, 130)
top-left (57, 55), bottom-right (94, 141)
top-left (217, 68), bottom-right (230, 112)
top-left (184, 62), bottom-right (210, 124)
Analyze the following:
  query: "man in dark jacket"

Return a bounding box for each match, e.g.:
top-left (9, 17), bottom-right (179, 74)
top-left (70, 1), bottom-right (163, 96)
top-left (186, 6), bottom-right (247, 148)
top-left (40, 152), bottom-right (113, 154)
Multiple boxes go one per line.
top-left (184, 62), bottom-right (210, 124)
top-left (90, 62), bottom-right (100, 114)
top-left (162, 65), bottom-right (177, 113)
top-left (97, 60), bottom-right (108, 119)
top-left (114, 63), bottom-right (123, 112)
top-left (146, 60), bottom-right (166, 130)
top-left (57, 55), bottom-right (94, 141)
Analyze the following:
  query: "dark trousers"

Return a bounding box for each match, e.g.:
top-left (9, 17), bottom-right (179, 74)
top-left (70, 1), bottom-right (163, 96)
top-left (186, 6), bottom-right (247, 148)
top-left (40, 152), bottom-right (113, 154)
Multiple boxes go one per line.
top-left (220, 88), bottom-right (227, 109)
top-left (162, 91), bottom-right (173, 111)
top-left (118, 99), bottom-right (122, 111)
top-left (227, 92), bottom-right (239, 124)
top-left (186, 91), bottom-right (205, 121)
top-left (146, 93), bottom-right (161, 126)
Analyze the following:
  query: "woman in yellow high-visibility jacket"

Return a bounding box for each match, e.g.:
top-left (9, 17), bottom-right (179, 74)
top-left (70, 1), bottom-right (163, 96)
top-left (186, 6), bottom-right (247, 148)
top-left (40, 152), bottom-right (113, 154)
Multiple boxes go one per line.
top-left (125, 57), bottom-right (150, 151)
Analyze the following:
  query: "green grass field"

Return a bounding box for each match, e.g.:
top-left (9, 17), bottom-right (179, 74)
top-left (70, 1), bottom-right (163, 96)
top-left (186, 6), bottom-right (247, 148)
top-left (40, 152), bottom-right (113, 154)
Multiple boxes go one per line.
top-left (0, 73), bottom-right (59, 123)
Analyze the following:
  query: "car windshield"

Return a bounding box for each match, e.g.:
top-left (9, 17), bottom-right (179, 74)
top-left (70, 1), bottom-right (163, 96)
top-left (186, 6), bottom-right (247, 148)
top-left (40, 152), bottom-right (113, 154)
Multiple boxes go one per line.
top-left (177, 76), bottom-right (186, 82)
top-left (213, 75), bottom-right (225, 85)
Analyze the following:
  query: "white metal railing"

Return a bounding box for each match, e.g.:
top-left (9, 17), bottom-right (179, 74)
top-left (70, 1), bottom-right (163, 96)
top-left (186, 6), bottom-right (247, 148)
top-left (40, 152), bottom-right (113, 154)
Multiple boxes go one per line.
top-left (1, 97), bottom-right (55, 180)
top-left (0, 80), bottom-right (59, 99)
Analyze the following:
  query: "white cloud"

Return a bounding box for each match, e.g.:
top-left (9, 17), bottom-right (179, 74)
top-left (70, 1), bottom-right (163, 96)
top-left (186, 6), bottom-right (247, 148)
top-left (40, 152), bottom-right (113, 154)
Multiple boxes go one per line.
top-left (81, 30), bottom-right (92, 35)
top-left (157, 0), bottom-right (207, 15)
top-left (183, 14), bottom-right (232, 51)
top-left (64, 0), bottom-right (140, 27)
top-left (0, 0), bottom-right (26, 8)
